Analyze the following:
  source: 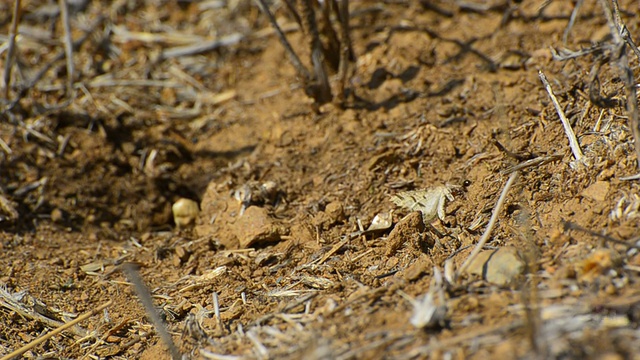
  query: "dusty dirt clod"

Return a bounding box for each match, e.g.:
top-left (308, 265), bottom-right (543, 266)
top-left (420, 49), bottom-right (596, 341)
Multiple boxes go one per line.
top-left (386, 211), bottom-right (427, 256)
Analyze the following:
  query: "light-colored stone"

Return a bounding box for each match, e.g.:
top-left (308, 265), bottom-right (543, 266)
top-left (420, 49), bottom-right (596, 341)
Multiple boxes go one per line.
top-left (51, 208), bottom-right (64, 223)
top-left (325, 202), bottom-right (344, 223)
top-left (385, 212), bottom-right (427, 256)
top-left (465, 247), bottom-right (525, 286)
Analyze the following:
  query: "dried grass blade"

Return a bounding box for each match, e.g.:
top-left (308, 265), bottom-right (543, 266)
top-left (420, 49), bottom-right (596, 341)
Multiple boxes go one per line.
top-left (538, 71), bottom-right (584, 162)
top-left (0, 300), bottom-right (112, 360)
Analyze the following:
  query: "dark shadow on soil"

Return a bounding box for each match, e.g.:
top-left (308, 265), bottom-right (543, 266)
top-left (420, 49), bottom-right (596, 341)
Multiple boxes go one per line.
top-left (368, 66), bottom-right (421, 90)
top-left (386, 26), bottom-right (498, 72)
top-left (351, 89), bottom-right (420, 111)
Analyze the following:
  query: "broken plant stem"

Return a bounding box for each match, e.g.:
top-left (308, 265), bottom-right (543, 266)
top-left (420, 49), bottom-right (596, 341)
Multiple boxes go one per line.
top-left (337, 0), bottom-right (352, 104)
top-left (300, 0), bottom-right (332, 104)
top-left (58, 0), bottom-right (75, 99)
top-left (457, 171), bottom-right (519, 280)
top-left (619, 173), bottom-right (640, 181)
top-left (212, 291), bottom-right (223, 330)
top-left (563, 221), bottom-right (640, 250)
top-left (611, 0), bottom-right (640, 60)
top-left (0, 137), bottom-right (11, 155)
top-left (3, 0), bottom-right (21, 100)
top-left (598, 0), bottom-right (640, 170)
top-left (562, 0), bottom-right (583, 44)
top-left (538, 70), bottom-right (584, 162)
top-left (282, 0), bottom-right (303, 28)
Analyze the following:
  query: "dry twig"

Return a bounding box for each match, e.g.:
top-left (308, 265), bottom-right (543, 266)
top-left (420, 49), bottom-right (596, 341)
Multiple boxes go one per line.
top-left (598, 0), bottom-right (640, 171)
top-left (0, 285), bottom-right (85, 337)
top-left (282, 0), bottom-right (303, 27)
top-left (336, 0), bottom-right (352, 103)
top-left (2, 0), bottom-right (21, 101)
top-left (299, 0), bottom-right (332, 104)
top-left (159, 33), bottom-right (244, 60)
top-left (563, 221), bottom-right (640, 250)
top-left (457, 171), bottom-right (519, 279)
top-left (314, 237), bottom-right (349, 265)
top-left (0, 137), bottom-right (11, 155)
top-left (563, 0), bottom-right (583, 44)
top-left (58, 0), bottom-right (75, 98)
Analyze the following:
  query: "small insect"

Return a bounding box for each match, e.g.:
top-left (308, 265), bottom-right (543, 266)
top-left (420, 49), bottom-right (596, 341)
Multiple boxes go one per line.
top-left (234, 180), bottom-right (280, 215)
top-left (390, 185), bottom-right (455, 223)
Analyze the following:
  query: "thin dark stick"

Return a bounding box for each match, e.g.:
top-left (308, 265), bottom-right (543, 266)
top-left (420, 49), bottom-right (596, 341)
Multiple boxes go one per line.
top-left (563, 221), bottom-right (640, 250)
top-left (336, 0), bottom-right (352, 104)
top-left (563, 0), bottom-right (583, 44)
top-left (58, 0), bottom-right (75, 98)
top-left (300, 0), bottom-right (331, 104)
top-left (254, 0), bottom-right (311, 82)
top-left (620, 26), bottom-right (640, 62)
top-left (550, 46), bottom-right (602, 61)
top-left (610, 0), bottom-right (640, 61)
top-left (282, 0), bottom-right (303, 28)
top-left (3, 0), bottom-right (21, 100)
top-left (319, 0), bottom-right (340, 70)
top-left (122, 263), bottom-right (182, 360)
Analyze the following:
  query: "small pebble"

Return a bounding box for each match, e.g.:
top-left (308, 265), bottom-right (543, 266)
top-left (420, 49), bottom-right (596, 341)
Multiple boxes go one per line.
top-left (51, 208), bottom-right (64, 223)
top-left (172, 198), bottom-right (199, 229)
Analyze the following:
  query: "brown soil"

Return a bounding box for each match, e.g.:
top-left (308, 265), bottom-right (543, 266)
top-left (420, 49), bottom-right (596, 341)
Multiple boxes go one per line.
top-left (2, 1), bottom-right (640, 359)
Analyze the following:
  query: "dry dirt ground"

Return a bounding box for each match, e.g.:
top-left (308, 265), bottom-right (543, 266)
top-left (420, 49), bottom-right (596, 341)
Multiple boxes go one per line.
top-left (2, 0), bottom-right (640, 359)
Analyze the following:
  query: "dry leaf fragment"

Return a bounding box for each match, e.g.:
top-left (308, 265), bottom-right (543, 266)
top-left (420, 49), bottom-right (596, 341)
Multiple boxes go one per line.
top-left (390, 185), bottom-right (454, 223)
top-left (366, 211), bottom-right (393, 232)
top-left (80, 261), bottom-right (105, 274)
top-left (0, 194), bottom-right (19, 222)
top-left (300, 275), bottom-right (334, 290)
top-left (407, 267), bottom-right (447, 329)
